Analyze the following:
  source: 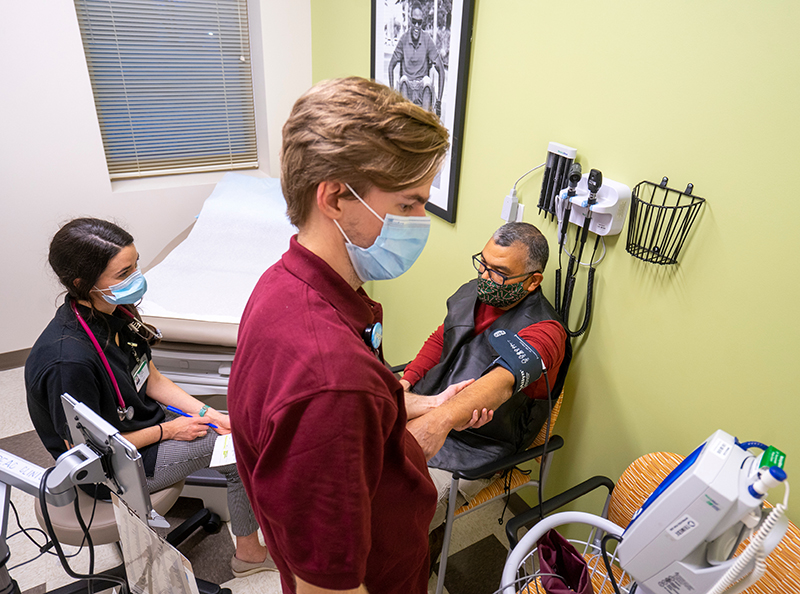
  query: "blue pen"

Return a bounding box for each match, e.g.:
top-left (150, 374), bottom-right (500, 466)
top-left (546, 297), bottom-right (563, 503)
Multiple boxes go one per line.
top-left (166, 405), bottom-right (218, 429)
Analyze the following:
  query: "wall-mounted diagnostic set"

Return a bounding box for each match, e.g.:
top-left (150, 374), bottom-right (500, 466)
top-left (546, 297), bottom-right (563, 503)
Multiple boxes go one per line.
top-left (551, 160), bottom-right (630, 338)
top-left (505, 141), bottom-right (707, 338)
top-left (502, 142), bottom-right (632, 339)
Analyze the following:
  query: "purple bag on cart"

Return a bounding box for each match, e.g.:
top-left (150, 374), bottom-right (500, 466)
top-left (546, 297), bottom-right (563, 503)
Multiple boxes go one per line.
top-left (537, 529), bottom-right (594, 594)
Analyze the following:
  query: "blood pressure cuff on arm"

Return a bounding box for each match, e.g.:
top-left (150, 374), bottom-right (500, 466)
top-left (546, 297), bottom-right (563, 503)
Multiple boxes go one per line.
top-left (484, 329), bottom-right (543, 394)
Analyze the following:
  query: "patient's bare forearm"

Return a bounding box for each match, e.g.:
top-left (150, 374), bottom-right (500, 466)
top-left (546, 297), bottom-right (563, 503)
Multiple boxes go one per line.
top-left (405, 369), bottom-right (511, 460)
top-left (435, 367), bottom-right (514, 428)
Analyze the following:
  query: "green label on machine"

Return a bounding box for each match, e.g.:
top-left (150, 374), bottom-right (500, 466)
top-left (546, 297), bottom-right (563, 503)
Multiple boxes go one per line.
top-left (761, 446), bottom-right (786, 469)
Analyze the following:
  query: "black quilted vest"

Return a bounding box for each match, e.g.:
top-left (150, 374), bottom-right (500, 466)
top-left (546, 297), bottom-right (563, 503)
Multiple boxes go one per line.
top-left (413, 279), bottom-right (571, 472)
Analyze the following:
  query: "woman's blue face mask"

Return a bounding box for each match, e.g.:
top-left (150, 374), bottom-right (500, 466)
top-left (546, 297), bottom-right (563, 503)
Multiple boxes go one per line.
top-left (92, 268), bottom-right (148, 305)
top-left (335, 183), bottom-right (431, 282)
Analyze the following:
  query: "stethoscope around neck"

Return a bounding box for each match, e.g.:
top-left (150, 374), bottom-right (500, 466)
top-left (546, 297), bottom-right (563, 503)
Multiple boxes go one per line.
top-left (70, 300), bottom-right (135, 421)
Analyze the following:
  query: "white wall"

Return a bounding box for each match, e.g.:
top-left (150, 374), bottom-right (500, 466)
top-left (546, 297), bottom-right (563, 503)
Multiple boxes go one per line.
top-left (0, 0), bottom-right (311, 354)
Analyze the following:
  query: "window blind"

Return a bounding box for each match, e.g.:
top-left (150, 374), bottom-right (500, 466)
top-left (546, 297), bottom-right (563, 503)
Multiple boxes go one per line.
top-left (74, 0), bottom-right (258, 180)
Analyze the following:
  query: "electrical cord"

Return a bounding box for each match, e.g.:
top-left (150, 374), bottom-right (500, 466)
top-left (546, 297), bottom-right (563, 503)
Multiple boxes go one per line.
top-left (496, 369), bottom-right (551, 526)
top-left (564, 233), bottom-right (604, 338)
top-left (559, 232), bottom-right (605, 337)
top-left (8, 499), bottom-right (53, 552)
top-left (497, 468), bottom-right (524, 524)
top-left (513, 162), bottom-right (546, 191)
top-left (561, 233), bottom-right (606, 267)
top-left (73, 490), bottom-right (96, 594)
top-left (564, 270), bottom-right (594, 338)
top-left (6, 523), bottom-right (53, 572)
top-left (600, 533), bottom-right (624, 594)
top-left (5, 497), bottom-right (92, 572)
top-left (37, 467), bottom-right (128, 593)
top-left (554, 172), bottom-right (605, 336)
top-left (537, 369), bottom-right (553, 522)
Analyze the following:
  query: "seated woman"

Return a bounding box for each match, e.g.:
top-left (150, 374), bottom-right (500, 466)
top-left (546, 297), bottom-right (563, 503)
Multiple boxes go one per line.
top-left (25, 217), bottom-right (274, 578)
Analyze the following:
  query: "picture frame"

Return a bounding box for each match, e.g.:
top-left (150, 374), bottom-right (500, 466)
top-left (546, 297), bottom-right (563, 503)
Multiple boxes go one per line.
top-left (371, 0), bottom-right (475, 224)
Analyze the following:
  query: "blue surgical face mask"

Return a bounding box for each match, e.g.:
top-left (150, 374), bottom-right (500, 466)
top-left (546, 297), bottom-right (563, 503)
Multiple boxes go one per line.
top-left (93, 269), bottom-right (148, 305)
top-left (334, 183), bottom-right (431, 282)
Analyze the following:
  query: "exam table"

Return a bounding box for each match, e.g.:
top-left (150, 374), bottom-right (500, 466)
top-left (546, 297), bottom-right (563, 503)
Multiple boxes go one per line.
top-left (139, 172), bottom-right (296, 411)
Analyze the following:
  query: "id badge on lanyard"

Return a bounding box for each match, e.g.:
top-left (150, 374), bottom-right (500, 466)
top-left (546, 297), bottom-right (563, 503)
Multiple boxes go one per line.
top-left (132, 354), bottom-right (150, 392)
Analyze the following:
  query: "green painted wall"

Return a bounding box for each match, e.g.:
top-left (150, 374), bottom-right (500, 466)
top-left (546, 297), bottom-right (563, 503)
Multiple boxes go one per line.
top-left (311, 1), bottom-right (800, 524)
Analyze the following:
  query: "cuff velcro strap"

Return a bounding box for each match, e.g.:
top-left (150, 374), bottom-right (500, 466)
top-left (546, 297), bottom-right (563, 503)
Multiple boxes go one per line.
top-left (485, 329), bottom-right (543, 393)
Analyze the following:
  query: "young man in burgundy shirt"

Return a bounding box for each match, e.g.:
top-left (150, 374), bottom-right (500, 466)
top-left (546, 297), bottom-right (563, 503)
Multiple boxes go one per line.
top-left (228, 77), bottom-right (492, 594)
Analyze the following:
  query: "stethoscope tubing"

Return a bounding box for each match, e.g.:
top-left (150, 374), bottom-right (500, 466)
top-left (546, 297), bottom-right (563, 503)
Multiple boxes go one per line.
top-left (70, 300), bottom-right (129, 413)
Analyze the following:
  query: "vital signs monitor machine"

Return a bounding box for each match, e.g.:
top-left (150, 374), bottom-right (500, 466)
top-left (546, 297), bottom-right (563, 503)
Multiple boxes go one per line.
top-left (501, 429), bottom-right (790, 594)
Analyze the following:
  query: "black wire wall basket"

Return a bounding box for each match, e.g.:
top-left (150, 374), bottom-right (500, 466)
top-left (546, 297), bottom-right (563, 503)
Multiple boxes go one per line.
top-left (626, 177), bottom-right (705, 265)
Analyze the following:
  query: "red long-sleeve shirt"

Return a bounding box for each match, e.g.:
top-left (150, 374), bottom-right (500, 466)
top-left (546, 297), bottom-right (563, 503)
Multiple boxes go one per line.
top-left (403, 302), bottom-right (566, 399)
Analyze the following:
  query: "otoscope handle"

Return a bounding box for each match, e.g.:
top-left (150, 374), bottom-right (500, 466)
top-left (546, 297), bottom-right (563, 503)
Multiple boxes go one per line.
top-left (573, 214), bottom-right (592, 267)
top-left (559, 199), bottom-right (572, 246)
top-left (580, 216), bottom-right (592, 244)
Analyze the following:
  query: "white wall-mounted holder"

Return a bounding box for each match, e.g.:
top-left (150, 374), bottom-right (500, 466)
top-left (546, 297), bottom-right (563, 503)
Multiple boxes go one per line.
top-left (558, 174), bottom-right (631, 237)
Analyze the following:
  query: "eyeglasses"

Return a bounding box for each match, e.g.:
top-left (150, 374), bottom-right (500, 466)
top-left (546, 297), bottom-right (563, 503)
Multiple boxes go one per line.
top-left (411, 18), bottom-right (423, 26)
top-left (472, 253), bottom-right (539, 286)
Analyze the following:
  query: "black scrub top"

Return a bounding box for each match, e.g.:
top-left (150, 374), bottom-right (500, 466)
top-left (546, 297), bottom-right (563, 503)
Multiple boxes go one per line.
top-left (25, 298), bottom-right (165, 477)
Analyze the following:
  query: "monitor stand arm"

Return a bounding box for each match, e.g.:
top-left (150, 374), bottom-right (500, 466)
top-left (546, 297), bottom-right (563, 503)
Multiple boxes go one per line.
top-left (0, 447), bottom-right (228, 594)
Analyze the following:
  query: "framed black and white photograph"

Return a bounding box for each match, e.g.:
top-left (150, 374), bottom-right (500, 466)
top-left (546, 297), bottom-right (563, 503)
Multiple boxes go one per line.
top-left (371, 0), bottom-right (475, 224)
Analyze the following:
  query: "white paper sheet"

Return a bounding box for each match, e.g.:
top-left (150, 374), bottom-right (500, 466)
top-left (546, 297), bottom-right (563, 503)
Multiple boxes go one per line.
top-left (140, 173), bottom-right (296, 324)
top-left (210, 433), bottom-right (236, 467)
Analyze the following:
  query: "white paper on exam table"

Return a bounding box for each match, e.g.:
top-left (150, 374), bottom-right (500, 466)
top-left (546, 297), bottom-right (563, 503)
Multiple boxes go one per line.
top-left (140, 173), bottom-right (296, 325)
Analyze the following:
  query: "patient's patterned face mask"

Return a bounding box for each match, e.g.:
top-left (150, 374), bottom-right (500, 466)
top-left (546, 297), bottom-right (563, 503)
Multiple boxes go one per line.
top-left (477, 276), bottom-right (528, 308)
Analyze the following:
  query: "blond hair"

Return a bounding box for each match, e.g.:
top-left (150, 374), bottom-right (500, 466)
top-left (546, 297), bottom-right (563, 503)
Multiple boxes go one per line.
top-left (280, 77), bottom-right (450, 227)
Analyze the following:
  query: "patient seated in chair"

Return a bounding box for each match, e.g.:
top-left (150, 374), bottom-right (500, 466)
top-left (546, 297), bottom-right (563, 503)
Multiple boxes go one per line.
top-left (400, 223), bottom-right (572, 530)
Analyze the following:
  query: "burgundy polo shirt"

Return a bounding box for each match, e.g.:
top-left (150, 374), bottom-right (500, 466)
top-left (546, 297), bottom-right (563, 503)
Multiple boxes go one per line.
top-left (228, 236), bottom-right (436, 594)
